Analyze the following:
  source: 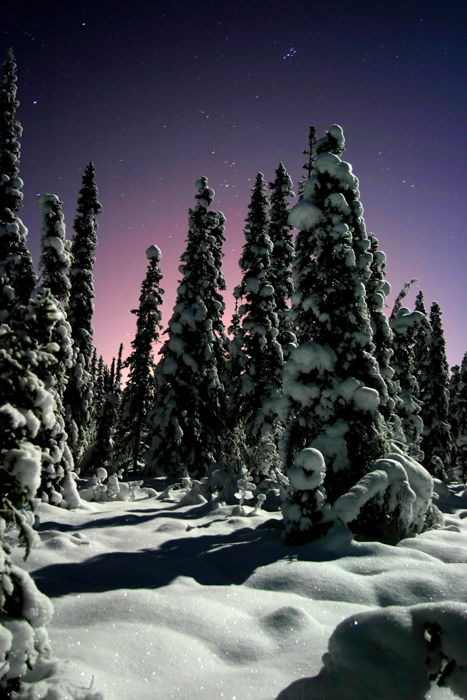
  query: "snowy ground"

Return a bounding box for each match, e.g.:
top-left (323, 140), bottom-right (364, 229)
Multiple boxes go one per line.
top-left (11, 480), bottom-right (467, 699)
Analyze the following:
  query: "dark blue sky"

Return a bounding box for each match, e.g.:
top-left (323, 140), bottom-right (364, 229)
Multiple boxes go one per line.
top-left (2, 0), bottom-right (466, 365)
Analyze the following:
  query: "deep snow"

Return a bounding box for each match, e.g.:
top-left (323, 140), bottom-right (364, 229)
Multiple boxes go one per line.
top-left (10, 479), bottom-right (467, 699)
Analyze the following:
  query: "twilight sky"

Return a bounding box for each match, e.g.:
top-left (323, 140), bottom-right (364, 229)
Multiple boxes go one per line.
top-left (2, 0), bottom-right (466, 367)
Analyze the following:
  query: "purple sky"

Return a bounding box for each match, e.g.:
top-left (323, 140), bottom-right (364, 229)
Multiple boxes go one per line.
top-left (3, 0), bottom-right (466, 367)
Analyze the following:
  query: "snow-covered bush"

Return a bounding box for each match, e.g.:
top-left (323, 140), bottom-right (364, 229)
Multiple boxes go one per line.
top-left (78, 468), bottom-right (148, 502)
top-left (281, 448), bottom-right (332, 544)
top-left (331, 451), bottom-right (442, 543)
top-left (276, 602), bottom-right (467, 700)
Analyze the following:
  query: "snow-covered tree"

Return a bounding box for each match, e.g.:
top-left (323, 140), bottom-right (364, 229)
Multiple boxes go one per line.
top-left (232, 172), bottom-right (283, 441)
top-left (145, 178), bottom-right (227, 478)
top-left (366, 233), bottom-right (404, 443)
top-left (268, 163), bottom-right (295, 357)
top-left (0, 322), bottom-right (54, 693)
top-left (115, 245), bottom-right (164, 473)
top-left (24, 287), bottom-right (79, 504)
top-left (413, 290), bottom-right (431, 425)
top-left (449, 364), bottom-right (461, 477)
top-left (64, 162), bottom-right (101, 466)
top-left (0, 49), bottom-right (36, 319)
top-left (420, 302), bottom-right (451, 478)
top-left (390, 307), bottom-right (425, 461)
top-left (452, 352), bottom-right (467, 480)
top-left (38, 193), bottom-right (72, 308)
top-left (281, 125), bottom-right (389, 543)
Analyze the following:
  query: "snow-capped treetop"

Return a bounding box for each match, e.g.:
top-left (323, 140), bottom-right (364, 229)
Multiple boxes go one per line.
top-left (313, 123), bottom-right (345, 157)
top-left (146, 244), bottom-right (162, 261)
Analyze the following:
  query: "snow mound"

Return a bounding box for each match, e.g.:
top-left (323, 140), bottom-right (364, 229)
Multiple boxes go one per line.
top-left (276, 602), bottom-right (467, 700)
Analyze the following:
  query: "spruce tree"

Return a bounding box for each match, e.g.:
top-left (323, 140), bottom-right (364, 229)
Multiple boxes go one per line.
top-left (38, 193), bottom-right (72, 308)
top-left (268, 162), bottom-right (295, 357)
top-left (390, 307), bottom-right (425, 461)
top-left (64, 162), bottom-right (101, 465)
top-left (24, 287), bottom-right (76, 503)
top-left (449, 364), bottom-right (460, 477)
top-left (115, 245), bottom-right (164, 473)
top-left (420, 302), bottom-right (451, 477)
top-left (281, 125), bottom-right (389, 543)
top-left (297, 125), bottom-right (316, 198)
top-left (413, 291), bottom-right (431, 424)
top-left (0, 49), bottom-right (36, 319)
top-left (366, 234), bottom-right (404, 443)
top-left (233, 172), bottom-right (283, 442)
top-left (115, 342), bottom-right (124, 391)
top-left (453, 352), bottom-right (467, 480)
top-left (0, 322), bottom-right (54, 693)
top-left (146, 178), bottom-right (226, 478)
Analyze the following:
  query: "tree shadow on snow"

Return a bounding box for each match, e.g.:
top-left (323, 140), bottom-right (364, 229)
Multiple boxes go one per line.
top-left (37, 502), bottom-right (215, 534)
top-left (32, 519), bottom-right (365, 598)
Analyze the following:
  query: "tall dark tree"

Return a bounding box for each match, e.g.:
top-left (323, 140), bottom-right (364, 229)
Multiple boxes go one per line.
top-left (115, 245), bottom-right (164, 473)
top-left (281, 125), bottom-right (389, 543)
top-left (268, 163), bottom-right (295, 357)
top-left (420, 302), bottom-right (452, 477)
top-left (297, 125), bottom-right (316, 198)
top-left (38, 193), bottom-right (72, 308)
top-left (0, 49), bottom-right (36, 319)
top-left (413, 291), bottom-right (431, 421)
top-left (449, 364), bottom-right (461, 476)
top-left (63, 162), bottom-right (101, 465)
top-left (366, 234), bottom-right (405, 444)
top-left (452, 352), bottom-right (467, 480)
top-left (390, 307), bottom-right (425, 461)
top-left (146, 178), bottom-right (226, 478)
top-left (233, 172), bottom-right (283, 440)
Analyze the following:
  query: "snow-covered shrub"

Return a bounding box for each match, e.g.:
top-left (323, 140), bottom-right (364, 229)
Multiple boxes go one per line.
top-left (281, 448), bottom-right (332, 545)
top-left (276, 602), bottom-right (467, 700)
top-left (331, 451), bottom-right (442, 543)
top-left (78, 469), bottom-right (147, 502)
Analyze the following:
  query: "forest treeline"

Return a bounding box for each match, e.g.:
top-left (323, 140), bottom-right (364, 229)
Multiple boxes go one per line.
top-left (1, 50), bottom-right (466, 693)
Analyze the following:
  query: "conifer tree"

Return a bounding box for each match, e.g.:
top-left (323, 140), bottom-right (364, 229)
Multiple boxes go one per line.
top-left (413, 291), bottom-right (431, 418)
top-left (281, 125), bottom-right (389, 543)
top-left (64, 162), bottom-right (101, 466)
top-left (24, 287), bottom-right (76, 503)
top-left (0, 322), bottom-right (55, 693)
top-left (38, 193), bottom-right (72, 308)
top-left (268, 163), bottom-right (295, 357)
top-left (146, 178), bottom-right (226, 478)
top-left (115, 245), bottom-right (164, 473)
top-left (452, 352), bottom-right (467, 480)
top-left (449, 364), bottom-right (460, 476)
top-left (420, 302), bottom-right (451, 477)
top-left (390, 307), bottom-right (425, 461)
top-left (366, 234), bottom-right (404, 443)
top-left (115, 342), bottom-right (124, 391)
top-left (233, 172), bottom-right (283, 441)
top-left (0, 49), bottom-right (36, 319)
top-left (297, 125), bottom-right (316, 198)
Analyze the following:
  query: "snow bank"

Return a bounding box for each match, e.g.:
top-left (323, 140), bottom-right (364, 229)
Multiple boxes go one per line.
top-left (276, 601), bottom-right (467, 700)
